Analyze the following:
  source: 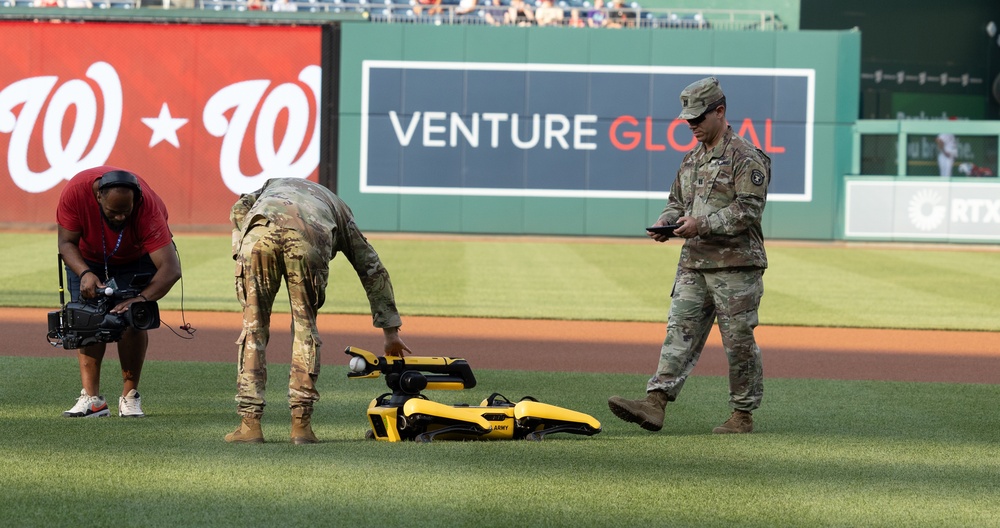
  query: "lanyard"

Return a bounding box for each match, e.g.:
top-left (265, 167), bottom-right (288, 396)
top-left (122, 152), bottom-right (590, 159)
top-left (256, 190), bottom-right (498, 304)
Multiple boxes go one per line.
top-left (101, 227), bottom-right (125, 281)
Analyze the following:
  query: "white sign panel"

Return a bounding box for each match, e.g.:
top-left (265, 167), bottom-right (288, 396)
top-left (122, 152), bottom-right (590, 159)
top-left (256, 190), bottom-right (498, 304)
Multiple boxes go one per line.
top-left (845, 180), bottom-right (1000, 242)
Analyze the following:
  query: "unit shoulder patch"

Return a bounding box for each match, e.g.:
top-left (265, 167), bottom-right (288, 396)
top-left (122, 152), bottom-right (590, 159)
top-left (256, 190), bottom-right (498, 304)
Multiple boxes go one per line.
top-left (751, 169), bottom-right (765, 186)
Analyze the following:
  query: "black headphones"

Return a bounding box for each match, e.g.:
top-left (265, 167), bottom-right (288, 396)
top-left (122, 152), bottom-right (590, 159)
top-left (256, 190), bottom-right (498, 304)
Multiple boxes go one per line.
top-left (98, 170), bottom-right (143, 205)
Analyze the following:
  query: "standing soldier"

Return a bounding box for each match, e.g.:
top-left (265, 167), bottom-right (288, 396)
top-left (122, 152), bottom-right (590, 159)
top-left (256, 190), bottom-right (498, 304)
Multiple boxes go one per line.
top-left (608, 77), bottom-right (771, 434)
top-left (226, 178), bottom-right (411, 444)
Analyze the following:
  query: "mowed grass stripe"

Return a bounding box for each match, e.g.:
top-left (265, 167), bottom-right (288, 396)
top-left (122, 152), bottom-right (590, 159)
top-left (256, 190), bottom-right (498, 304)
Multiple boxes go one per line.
top-left (1, 356), bottom-right (998, 527)
top-left (2, 232), bottom-right (998, 330)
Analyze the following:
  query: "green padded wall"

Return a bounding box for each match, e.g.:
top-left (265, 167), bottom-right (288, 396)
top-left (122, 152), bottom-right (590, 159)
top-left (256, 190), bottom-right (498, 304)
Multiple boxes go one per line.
top-left (337, 24), bottom-right (859, 240)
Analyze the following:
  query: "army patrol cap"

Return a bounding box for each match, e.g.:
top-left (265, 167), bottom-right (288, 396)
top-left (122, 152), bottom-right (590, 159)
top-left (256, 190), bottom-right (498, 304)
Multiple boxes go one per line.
top-left (677, 77), bottom-right (725, 120)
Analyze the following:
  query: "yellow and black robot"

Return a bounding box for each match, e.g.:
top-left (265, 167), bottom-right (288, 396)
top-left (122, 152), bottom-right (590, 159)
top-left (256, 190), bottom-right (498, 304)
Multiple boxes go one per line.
top-left (345, 347), bottom-right (602, 443)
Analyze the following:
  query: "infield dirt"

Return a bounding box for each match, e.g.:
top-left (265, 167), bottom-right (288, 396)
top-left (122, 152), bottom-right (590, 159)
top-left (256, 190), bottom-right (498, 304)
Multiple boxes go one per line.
top-left (8, 308), bottom-right (1000, 384)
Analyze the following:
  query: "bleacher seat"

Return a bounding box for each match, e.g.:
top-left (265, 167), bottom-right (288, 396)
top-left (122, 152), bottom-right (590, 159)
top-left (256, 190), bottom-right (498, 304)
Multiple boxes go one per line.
top-left (649, 12), bottom-right (708, 29)
top-left (316, 0), bottom-right (344, 13)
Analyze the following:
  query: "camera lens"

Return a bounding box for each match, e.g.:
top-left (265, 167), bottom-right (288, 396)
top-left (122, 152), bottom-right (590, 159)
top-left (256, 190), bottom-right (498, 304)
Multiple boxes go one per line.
top-left (132, 308), bottom-right (149, 327)
top-left (127, 302), bottom-right (160, 331)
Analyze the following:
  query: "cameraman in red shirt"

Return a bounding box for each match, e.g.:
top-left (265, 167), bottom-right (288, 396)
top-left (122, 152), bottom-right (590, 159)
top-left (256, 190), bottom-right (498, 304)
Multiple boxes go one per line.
top-left (56, 166), bottom-right (181, 418)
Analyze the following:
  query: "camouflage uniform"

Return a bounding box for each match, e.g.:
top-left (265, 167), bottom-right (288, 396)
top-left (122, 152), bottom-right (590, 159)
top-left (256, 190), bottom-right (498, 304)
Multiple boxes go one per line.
top-left (230, 178), bottom-right (402, 418)
top-left (647, 79), bottom-right (771, 412)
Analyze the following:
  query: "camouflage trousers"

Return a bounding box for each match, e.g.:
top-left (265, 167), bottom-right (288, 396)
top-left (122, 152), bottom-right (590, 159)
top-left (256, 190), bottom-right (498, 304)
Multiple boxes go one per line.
top-left (234, 221), bottom-right (329, 417)
top-left (646, 267), bottom-right (764, 411)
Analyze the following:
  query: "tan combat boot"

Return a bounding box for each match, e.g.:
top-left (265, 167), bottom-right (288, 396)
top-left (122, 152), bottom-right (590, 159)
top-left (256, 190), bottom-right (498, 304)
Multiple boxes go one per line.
top-left (712, 410), bottom-right (753, 434)
top-left (607, 391), bottom-right (670, 431)
top-left (225, 415), bottom-right (264, 443)
top-left (291, 413), bottom-right (319, 444)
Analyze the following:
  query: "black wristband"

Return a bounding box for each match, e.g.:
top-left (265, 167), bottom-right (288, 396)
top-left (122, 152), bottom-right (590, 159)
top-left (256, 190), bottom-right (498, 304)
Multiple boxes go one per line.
top-left (136, 294), bottom-right (147, 302)
top-left (79, 269), bottom-right (95, 279)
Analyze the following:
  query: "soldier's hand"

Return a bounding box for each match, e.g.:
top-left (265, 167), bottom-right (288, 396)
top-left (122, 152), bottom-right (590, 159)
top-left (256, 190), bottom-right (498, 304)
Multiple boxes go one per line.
top-left (383, 327), bottom-right (412, 357)
top-left (673, 216), bottom-right (699, 238)
top-left (647, 220), bottom-right (671, 243)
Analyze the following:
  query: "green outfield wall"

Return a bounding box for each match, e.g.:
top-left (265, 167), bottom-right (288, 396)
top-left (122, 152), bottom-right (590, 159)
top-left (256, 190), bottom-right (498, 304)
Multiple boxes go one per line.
top-left (0, 9), bottom-right (858, 241)
top-left (336, 24), bottom-right (860, 240)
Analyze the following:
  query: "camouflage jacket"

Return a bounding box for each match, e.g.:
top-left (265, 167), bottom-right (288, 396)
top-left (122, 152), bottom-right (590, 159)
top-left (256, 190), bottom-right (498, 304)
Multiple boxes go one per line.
top-left (230, 178), bottom-right (402, 329)
top-left (658, 126), bottom-right (770, 269)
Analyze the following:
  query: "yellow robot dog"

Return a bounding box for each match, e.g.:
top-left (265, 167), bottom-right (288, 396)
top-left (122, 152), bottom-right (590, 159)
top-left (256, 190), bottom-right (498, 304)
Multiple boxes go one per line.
top-left (345, 346), bottom-right (602, 442)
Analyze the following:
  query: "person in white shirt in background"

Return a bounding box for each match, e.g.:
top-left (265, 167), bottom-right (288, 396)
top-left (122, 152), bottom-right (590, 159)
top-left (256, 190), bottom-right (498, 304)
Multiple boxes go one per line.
top-left (272, 0), bottom-right (298, 12)
top-left (936, 132), bottom-right (958, 177)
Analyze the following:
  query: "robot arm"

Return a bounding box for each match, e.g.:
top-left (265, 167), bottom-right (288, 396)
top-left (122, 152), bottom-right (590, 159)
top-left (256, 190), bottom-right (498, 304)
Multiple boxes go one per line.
top-left (345, 346), bottom-right (477, 391)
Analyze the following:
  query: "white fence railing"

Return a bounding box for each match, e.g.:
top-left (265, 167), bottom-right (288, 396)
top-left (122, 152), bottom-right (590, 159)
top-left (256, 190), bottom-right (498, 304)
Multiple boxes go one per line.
top-left (192, 0), bottom-right (785, 31)
top-left (1, 0), bottom-right (784, 30)
top-left (1, 0), bottom-right (139, 7)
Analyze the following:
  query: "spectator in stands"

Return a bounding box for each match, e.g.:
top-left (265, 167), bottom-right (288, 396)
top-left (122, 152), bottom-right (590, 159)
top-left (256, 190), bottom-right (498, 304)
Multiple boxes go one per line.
top-left (505, 0), bottom-right (534, 25)
top-left (272, 0), bottom-right (297, 11)
top-left (606, 0), bottom-right (636, 28)
top-left (535, 0), bottom-right (564, 26)
top-left (483, 0), bottom-right (507, 25)
top-left (587, 0), bottom-right (608, 28)
top-left (455, 0), bottom-right (479, 20)
top-left (246, 0), bottom-right (263, 10)
top-left (34, 0), bottom-right (65, 6)
top-left (413, 0), bottom-right (443, 17)
top-left (567, 7), bottom-right (586, 27)
top-left (65, 0), bottom-right (93, 7)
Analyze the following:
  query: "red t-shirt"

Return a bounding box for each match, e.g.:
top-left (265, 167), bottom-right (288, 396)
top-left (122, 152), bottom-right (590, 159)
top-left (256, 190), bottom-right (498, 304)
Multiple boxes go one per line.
top-left (56, 166), bottom-right (173, 265)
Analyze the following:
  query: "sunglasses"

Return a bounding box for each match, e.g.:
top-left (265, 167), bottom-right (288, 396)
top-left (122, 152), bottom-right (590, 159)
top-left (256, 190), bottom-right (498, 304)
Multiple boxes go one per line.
top-left (686, 101), bottom-right (723, 126)
top-left (687, 113), bottom-right (709, 126)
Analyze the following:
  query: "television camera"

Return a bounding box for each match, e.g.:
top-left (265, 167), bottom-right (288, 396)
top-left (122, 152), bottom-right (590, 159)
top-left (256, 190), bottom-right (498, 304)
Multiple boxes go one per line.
top-left (47, 256), bottom-right (160, 350)
top-left (346, 346), bottom-right (602, 443)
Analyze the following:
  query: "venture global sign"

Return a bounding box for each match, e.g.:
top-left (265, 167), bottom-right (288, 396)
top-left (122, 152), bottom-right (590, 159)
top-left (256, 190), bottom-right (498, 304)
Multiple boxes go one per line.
top-left (361, 61), bottom-right (815, 201)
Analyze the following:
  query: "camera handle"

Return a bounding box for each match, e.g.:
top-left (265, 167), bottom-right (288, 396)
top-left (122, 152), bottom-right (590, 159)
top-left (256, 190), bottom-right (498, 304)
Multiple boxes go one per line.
top-left (55, 253), bottom-right (68, 336)
top-left (57, 253), bottom-right (66, 307)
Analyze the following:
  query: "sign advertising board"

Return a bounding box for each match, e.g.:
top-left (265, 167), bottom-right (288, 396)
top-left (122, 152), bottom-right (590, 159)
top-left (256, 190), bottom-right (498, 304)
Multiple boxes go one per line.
top-left (361, 61), bottom-right (815, 202)
top-left (845, 179), bottom-right (1000, 241)
top-left (0, 21), bottom-right (321, 226)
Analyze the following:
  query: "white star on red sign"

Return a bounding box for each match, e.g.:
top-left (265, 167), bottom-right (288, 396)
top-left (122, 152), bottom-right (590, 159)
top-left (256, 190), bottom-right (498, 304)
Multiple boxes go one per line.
top-left (141, 103), bottom-right (188, 148)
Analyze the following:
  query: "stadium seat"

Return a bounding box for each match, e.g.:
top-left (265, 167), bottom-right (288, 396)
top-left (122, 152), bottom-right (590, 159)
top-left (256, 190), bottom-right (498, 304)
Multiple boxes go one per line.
top-left (650, 12), bottom-right (709, 29)
top-left (316, 0), bottom-right (344, 13)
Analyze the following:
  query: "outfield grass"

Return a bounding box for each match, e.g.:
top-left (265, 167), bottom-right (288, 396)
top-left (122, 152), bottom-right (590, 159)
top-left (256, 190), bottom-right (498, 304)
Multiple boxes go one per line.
top-left (3, 232), bottom-right (998, 526)
top-left (1, 232), bottom-right (998, 331)
top-left (2, 356), bottom-right (998, 527)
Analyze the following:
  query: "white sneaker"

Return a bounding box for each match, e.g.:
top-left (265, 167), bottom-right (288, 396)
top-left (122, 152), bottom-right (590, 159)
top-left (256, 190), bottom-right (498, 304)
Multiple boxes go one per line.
top-left (63, 389), bottom-right (110, 418)
top-left (119, 389), bottom-right (145, 418)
